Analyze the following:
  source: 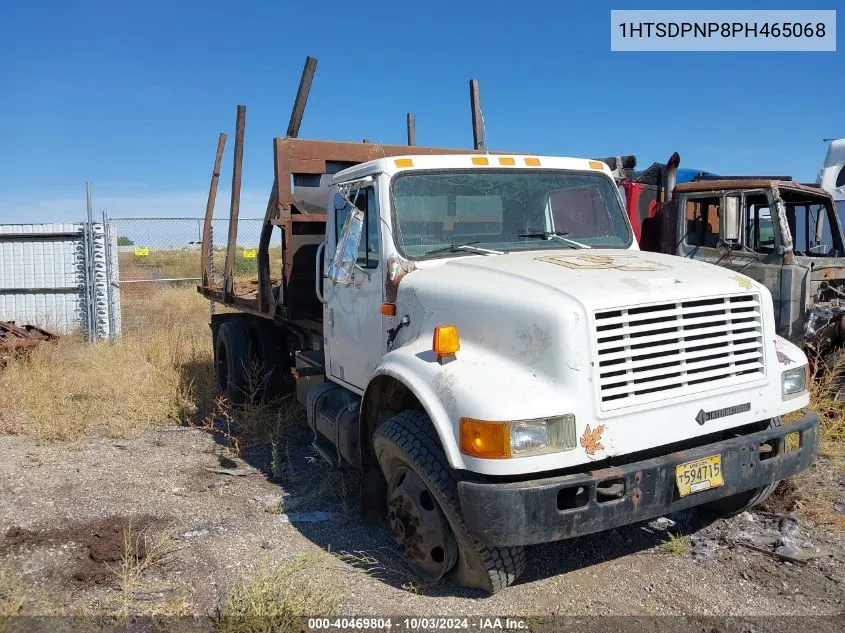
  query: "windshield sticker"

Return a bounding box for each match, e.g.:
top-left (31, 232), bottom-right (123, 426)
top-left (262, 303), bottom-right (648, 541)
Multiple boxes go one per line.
top-left (536, 254), bottom-right (670, 272)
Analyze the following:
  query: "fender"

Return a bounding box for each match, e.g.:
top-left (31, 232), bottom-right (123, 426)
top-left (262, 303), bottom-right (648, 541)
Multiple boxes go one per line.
top-left (364, 349), bottom-right (468, 470)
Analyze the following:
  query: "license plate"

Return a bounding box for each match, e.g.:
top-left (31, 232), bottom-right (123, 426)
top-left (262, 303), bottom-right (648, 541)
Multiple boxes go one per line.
top-left (675, 454), bottom-right (724, 497)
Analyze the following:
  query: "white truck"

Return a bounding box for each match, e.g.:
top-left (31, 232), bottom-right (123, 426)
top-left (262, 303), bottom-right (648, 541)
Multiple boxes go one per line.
top-left (198, 61), bottom-right (820, 593)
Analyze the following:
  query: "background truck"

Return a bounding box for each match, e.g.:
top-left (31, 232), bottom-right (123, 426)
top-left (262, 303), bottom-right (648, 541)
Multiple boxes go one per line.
top-left (197, 57), bottom-right (820, 593)
top-left (626, 154), bottom-right (845, 383)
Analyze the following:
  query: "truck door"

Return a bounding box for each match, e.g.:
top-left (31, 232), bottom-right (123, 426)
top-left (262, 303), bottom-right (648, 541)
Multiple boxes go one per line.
top-left (323, 183), bottom-right (384, 391)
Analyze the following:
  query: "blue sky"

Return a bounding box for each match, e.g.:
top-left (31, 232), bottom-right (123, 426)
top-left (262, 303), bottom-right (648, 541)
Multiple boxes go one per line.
top-left (0, 0), bottom-right (841, 222)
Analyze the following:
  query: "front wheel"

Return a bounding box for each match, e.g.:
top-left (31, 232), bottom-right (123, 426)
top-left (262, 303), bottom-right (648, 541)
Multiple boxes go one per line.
top-left (699, 417), bottom-right (783, 517)
top-left (373, 411), bottom-right (525, 593)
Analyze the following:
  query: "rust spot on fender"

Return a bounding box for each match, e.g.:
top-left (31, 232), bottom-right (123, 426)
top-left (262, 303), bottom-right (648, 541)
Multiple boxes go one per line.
top-left (385, 256), bottom-right (416, 303)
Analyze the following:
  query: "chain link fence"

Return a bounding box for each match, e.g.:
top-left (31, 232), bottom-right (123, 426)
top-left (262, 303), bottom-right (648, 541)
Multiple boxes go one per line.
top-left (108, 217), bottom-right (277, 333)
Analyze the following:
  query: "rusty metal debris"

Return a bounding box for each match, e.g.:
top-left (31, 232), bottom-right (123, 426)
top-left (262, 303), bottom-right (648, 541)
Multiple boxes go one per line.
top-left (0, 320), bottom-right (56, 355)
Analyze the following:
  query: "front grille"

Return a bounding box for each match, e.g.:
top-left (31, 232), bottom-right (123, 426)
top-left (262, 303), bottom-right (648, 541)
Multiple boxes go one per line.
top-left (594, 294), bottom-right (765, 411)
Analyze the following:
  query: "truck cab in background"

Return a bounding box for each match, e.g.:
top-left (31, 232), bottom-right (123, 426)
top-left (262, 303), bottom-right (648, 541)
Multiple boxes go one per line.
top-left (628, 154), bottom-right (845, 377)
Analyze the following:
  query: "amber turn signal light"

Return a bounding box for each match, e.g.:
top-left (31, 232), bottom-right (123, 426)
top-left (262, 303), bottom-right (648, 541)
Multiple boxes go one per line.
top-left (460, 418), bottom-right (510, 459)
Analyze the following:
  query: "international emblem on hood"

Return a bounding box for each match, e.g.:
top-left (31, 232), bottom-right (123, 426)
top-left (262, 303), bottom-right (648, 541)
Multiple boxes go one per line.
top-left (695, 403), bottom-right (751, 425)
top-left (536, 254), bottom-right (670, 272)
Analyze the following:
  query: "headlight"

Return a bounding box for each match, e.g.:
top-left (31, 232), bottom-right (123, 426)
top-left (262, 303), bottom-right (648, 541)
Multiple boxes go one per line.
top-left (460, 415), bottom-right (577, 458)
top-left (782, 365), bottom-right (808, 399)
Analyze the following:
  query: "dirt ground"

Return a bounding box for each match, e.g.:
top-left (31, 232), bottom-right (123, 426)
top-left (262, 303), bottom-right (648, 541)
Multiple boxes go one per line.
top-left (1, 422), bottom-right (844, 630)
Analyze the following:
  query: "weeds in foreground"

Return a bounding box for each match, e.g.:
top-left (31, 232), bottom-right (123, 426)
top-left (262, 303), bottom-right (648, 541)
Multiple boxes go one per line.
top-left (805, 349), bottom-right (845, 448)
top-left (214, 552), bottom-right (337, 633)
top-left (0, 287), bottom-right (214, 441)
top-left (661, 532), bottom-right (689, 556)
top-left (107, 521), bottom-right (181, 620)
top-left (333, 548), bottom-right (427, 594)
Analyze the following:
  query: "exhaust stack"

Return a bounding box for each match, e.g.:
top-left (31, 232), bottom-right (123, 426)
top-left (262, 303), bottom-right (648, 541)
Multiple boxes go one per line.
top-left (664, 152), bottom-right (681, 201)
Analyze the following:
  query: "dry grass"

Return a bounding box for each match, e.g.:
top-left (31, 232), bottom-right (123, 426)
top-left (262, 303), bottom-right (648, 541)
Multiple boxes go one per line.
top-left (806, 351), bottom-right (845, 450)
top-left (773, 351), bottom-right (845, 531)
top-left (214, 552), bottom-right (338, 633)
top-left (0, 565), bottom-right (26, 620)
top-left (108, 521), bottom-right (182, 619)
top-left (0, 286), bottom-right (215, 441)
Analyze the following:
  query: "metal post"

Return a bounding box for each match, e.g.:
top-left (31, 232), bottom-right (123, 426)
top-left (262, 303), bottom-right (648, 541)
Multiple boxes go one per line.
top-left (85, 182), bottom-right (97, 341)
top-left (407, 113), bottom-right (416, 146)
top-left (209, 223), bottom-right (215, 318)
top-left (469, 79), bottom-right (485, 151)
top-left (201, 132), bottom-right (227, 287)
top-left (103, 210), bottom-right (115, 340)
top-left (223, 106), bottom-right (245, 301)
top-left (286, 56), bottom-right (318, 139)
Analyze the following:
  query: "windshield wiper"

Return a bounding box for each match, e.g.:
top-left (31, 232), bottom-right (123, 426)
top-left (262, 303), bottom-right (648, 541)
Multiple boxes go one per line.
top-left (518, 231), bottom-right (592, 249)
top-left (423, 241), bottom-right (504, 256)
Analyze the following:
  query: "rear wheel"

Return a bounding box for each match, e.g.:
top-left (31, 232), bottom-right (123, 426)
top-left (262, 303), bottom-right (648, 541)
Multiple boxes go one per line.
top-left (373, 411), bottom-right (525, 593)
top-left (247, 320), bottom-right (292, 401)
top-left (699, 417), bottom-right (782, 516)
top-left (214, 321), bottom-right (250, 404)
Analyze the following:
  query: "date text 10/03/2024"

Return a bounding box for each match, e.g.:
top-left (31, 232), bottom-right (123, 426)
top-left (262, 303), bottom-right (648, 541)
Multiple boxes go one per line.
top-left (307, 618), bottom-right (529, 630)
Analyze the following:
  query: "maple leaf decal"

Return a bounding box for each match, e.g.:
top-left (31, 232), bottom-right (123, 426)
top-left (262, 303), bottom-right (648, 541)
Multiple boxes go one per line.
top-left (579, 424), bottom-right (606, 456)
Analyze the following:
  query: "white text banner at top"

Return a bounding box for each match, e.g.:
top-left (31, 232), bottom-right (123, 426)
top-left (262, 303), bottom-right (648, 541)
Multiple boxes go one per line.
top-left (611, 10), bottom-right (836, 52)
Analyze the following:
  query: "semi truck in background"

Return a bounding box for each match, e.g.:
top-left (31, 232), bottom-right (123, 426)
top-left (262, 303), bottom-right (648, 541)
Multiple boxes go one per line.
top-left (818, 137), bottom-right (845, 221)
top-left (197, 57), bottom-right (820, 593)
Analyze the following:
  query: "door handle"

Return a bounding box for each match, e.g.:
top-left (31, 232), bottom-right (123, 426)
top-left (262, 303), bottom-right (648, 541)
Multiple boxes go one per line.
top-left (315, 240), bottom-right (327, 304)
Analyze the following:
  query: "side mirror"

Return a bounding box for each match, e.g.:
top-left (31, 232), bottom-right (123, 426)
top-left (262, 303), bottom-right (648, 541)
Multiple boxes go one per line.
top-left (327, 207), bottom-right (364, 284)
top-left (721, 196), bottom-right (741, 243)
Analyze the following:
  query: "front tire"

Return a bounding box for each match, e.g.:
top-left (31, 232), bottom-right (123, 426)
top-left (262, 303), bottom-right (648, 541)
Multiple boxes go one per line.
top-left (373, 411), bottom-right (525, 593)
top-left (699, 417), bottom-right (782, 517)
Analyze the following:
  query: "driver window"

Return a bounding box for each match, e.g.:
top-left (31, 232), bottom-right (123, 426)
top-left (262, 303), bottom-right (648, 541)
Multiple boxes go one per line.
top-left (335, 186), bottom-right (380, 269)
top-left (744, 195), bottom-right (775, 253)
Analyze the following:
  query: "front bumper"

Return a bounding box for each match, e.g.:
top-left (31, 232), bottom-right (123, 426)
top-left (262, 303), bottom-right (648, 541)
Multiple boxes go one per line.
top-left (458, 413), bottom-right (820, 547)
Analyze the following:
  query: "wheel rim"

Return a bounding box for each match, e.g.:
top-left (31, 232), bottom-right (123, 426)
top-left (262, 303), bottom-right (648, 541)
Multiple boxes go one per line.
top-left (387, 466), bottom-right (457, 582)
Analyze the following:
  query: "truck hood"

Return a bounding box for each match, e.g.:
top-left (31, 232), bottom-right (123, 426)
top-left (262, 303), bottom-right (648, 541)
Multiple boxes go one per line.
top-left (416, 249), bottom-right (762, 311)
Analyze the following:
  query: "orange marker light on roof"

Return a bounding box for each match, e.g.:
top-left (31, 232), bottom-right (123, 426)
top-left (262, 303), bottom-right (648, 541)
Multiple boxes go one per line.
top-left (394, 158), bottom-right (414, 168)
top-left (498, 157), bottom-right (515, 166)
top-left (432, 325), bottom-right (460, 363)
top-left (524, 157), bottom-right (541, 166)
top-left (471, 156), bottom-right (489, 166)
top-left (589, 160), bottom-right (605, 170)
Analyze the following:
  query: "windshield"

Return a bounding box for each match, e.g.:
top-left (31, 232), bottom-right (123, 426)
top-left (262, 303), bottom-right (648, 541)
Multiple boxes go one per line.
top-left (390, 170), bottom-right (631, 258)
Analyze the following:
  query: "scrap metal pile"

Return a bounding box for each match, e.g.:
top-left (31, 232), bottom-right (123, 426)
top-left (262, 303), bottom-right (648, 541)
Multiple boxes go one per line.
top-left (0, 320), bottom-right (56, 357)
